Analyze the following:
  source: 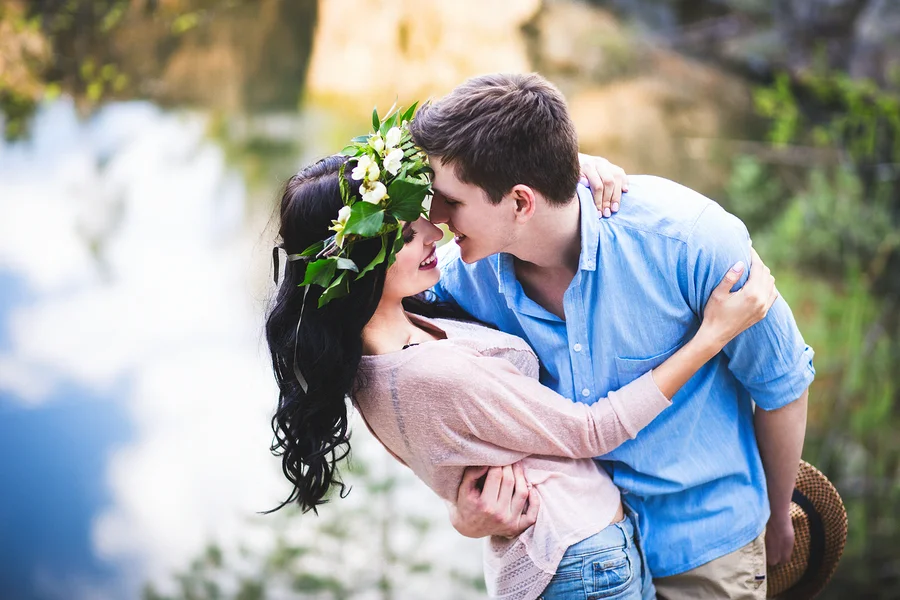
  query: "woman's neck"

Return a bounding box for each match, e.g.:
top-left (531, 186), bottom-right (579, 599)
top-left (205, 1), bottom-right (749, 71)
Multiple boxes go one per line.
top-left (361, 296), bottom-right (441, 355)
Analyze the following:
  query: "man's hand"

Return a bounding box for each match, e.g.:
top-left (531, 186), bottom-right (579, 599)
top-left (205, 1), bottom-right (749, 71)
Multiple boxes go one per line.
top-left (447, 463), bottom-right (540, 538)
top-left (578, 153), bottom-right (628, 218)
top-left (765, 510), bottom-right (795, 565)
top-left (755, 389), bottom-right (808, 566)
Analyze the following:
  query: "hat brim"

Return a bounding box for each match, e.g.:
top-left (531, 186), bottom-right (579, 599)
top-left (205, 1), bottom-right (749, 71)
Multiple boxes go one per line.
top-left (767, 460), bottom-right (848, 599)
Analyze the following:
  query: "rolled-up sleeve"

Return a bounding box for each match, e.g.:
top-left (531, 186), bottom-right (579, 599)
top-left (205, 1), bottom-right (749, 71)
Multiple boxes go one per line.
top-left (685, 203), bottom-right (816, 410)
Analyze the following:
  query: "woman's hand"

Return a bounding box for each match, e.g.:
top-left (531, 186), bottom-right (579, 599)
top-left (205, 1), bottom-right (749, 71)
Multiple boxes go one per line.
top-left (698, 247), bottom-right (778, 348)
top-left (578, 153), bottom-right (628, 218)
top-left (447, 463), bottom-right (539, 539)
top-left (649, 246), bottom-right (778, 400)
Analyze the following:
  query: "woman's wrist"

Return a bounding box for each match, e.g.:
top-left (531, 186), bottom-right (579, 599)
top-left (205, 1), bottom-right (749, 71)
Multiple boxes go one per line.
top-left (687, 326), bottom-right (726, 362)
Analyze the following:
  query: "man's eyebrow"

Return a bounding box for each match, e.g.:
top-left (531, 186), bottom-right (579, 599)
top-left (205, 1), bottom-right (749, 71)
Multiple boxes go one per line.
top-left (432, 186), bottom-right (460, 202)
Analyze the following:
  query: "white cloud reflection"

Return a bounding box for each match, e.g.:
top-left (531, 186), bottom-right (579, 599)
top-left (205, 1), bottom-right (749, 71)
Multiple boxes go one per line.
top-left (0, 100), bottom-right (285, 595)
top-left (0, 99), bottom-right (482, 599)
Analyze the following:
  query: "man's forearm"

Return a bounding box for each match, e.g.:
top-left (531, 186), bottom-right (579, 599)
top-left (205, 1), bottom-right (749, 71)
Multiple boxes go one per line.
top-left (754, 388), bottom-right (808, 519)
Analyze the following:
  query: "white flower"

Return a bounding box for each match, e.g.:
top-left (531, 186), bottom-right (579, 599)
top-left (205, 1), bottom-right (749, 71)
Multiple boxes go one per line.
top-left (360, 180), bottom-right (388, 204)
top-left (385, 127), bottom-right (402, 149)
top-left (368, 134), bottom-right (385, 154)
top-left (351, 154), bottom-right (380, 182)
top-left (383, 148), bottom-right (404, 176)
top-left (329, 205), bottom-right (352, 247)
top-left (350, 155), bottom-right (372, 180)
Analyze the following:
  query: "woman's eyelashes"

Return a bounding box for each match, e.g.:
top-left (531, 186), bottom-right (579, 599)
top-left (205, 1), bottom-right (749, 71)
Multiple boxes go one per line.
top-left (402, 227), bottom-right (418, 244)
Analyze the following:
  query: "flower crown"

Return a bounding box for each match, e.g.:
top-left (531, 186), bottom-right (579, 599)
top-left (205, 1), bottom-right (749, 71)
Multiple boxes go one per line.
top-left (292, 103), bottom-right (432, 307)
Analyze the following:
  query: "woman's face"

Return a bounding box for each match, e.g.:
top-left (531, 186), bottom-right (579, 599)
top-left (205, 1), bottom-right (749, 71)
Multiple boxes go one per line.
top-left (382, 217), bottom-right (444, 301)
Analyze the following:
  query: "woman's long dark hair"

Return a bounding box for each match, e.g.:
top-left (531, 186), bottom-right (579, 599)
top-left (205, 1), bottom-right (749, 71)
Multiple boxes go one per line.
top-left (266, 155), bottom-right (469, 513)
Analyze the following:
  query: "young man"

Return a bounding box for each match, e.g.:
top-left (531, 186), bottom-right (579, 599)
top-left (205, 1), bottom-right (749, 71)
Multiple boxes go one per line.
top-left (410, 73), bottom-right (814, 600)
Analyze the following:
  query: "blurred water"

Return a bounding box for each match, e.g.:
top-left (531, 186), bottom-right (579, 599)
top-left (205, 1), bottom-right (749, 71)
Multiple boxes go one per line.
top-left (0, 98), bottom-right (482, 600)
top-left (0, 99), bottom-right (289, 598)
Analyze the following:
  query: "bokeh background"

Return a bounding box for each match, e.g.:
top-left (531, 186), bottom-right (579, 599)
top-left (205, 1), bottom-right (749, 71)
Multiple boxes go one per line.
top-left (1, 0), bottom-right (899, 598)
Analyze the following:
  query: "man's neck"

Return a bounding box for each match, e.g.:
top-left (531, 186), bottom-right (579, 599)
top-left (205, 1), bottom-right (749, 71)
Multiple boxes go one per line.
top-left (509, 192), bottom-right (582, 276)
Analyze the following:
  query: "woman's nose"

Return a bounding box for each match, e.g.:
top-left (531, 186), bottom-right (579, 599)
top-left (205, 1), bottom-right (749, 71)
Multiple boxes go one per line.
top-left (419, 217), bottom-right (444, 244)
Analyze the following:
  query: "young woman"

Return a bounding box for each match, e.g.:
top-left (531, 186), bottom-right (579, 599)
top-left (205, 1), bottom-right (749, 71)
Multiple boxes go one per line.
top-left (266, 155), bottom-right (777, 600)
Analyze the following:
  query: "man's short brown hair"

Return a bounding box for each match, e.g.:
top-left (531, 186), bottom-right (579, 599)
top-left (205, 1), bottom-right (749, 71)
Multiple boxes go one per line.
top-left (410, 73), bottom-right (580, 206)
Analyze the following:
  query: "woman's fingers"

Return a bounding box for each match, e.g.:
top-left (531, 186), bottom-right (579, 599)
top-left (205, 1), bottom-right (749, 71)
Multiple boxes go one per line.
top-left (498, 465), bottom-right (516, 505)
top-left (510, 462), bottom-right (530, 516)
top-left (522, 485), bottom-right (540, 527)
top-left (578, 153), bottom-right (627, 217)
top-left (714, 261), bottom-right (746, 299)
top-left (480, 466), bottom-right (503, 502)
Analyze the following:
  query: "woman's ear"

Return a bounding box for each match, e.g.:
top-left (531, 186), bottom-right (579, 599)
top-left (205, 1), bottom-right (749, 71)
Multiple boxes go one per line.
top-left (510, 184), bottom-right (537, 223)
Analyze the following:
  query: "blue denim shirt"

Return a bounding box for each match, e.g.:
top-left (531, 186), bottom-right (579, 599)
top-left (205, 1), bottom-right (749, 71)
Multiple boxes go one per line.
top-left (433, 175), bottom-right (816, 577)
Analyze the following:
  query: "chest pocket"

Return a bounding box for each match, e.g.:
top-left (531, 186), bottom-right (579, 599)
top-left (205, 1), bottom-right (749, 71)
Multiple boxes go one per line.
top-left (614, 344), bottom-right (680, 388)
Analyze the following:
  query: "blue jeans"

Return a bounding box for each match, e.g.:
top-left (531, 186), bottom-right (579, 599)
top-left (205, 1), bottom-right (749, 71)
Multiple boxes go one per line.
top-left (539, 509), bottom-right (655, 600)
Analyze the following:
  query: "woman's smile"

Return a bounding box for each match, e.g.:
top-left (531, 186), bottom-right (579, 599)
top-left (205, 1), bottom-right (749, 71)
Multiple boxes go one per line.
top-left (419, 246), bottom-right (438, 270)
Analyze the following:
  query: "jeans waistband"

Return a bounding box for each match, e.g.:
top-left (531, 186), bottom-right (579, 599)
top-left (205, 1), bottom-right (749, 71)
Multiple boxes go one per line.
top-left (566, 510), bottom-right (638, 556)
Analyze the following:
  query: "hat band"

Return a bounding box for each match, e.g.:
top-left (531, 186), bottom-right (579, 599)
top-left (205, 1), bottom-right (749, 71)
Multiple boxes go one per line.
top-left (792, 487), bottom-right (826, 589)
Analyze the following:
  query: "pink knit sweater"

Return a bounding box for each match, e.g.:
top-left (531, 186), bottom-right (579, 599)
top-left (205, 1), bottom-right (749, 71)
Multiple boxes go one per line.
top-left (354, 315), bottom-right (671, 600)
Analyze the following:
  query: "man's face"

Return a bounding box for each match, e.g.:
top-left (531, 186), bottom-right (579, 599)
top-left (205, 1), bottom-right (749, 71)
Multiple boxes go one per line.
top-left (427, 158), bottom-right (515, 264)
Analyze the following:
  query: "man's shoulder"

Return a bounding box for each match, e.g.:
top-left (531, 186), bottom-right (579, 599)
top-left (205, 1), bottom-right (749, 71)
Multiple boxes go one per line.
top-left (608, 175), bottom-right (728, 243)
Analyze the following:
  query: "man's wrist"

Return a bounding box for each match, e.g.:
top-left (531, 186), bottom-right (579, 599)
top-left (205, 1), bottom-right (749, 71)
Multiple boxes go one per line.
top-left (768, 503), bottom-right (792, 524)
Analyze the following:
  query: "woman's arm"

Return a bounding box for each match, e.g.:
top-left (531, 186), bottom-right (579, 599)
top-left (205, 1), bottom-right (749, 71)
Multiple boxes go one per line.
top-left (651, 246), bottom-right (776, 398)
top-left (435, 249), bottom-right (777, 459)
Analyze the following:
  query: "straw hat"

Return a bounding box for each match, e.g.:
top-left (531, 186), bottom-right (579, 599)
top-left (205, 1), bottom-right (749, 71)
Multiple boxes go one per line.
top-left (767, 460), bottom-right (848, 599)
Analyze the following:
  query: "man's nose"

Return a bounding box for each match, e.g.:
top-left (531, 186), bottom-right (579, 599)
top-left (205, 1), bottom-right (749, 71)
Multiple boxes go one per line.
top-left (429, 197), bottom-right (449, 224)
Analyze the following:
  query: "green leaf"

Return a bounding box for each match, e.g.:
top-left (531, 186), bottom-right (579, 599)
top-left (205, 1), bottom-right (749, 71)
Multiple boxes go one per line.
top-left (335, 258), bottom-right (358, 272)
top-left (318, 271), bottom-right (350, 307)
top-left (380, 111), bottom-right (399, 136)
top-left (351, 135), bottom-right (370, 144)
top-left (340, 144), bottom-right (360, 156)
top-left (344, 202), bottom-right (385, 236)
top-left (299, 240), bottom-right (325, 258)
top-left (387, 177), bottom-right (431, 221)
top-left (372, 108), bottom-right (380, 132)
top-left (387, 228), bottom-right (404, 268)
top-left (356, 235), bottom-right (387, 280)
top-left (379, 101), bottom-right (399, 135)
top-left (301, 258), bottom-right (337, 288)
top-left (339, 167), bottom-right (351, 201)
top-left (401, 101), bottom-right (418, 123)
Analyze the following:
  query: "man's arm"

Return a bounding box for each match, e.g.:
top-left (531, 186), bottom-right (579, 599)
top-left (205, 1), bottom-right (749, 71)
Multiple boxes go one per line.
top-left (755, 388), bottom-right (808, 565)
top-left (684, 201), bottom-right (815, 564)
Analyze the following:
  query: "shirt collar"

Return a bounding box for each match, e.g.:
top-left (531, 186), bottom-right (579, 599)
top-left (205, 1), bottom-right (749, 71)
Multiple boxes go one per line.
top-left (496, 183), bottom-right (599, 297)
top-left (576, 183), bottom-right (600, 272)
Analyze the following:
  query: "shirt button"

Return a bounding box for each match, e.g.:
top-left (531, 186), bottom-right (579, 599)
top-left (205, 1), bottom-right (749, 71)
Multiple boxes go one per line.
top-left (573, 343), bottom-right (582, 352)
top-left (582, 388), bottom-right (591, 397)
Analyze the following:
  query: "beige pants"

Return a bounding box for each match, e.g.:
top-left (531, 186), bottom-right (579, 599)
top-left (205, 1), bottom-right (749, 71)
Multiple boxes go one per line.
top-left (654, 531), bottom-right (767, 600)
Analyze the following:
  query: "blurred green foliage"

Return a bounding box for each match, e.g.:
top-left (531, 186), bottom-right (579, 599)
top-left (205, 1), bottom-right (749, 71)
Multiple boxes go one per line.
top-left (723, 70), bottom-right (900, 598)
top-left (141, 451), bottom-right (484, 600)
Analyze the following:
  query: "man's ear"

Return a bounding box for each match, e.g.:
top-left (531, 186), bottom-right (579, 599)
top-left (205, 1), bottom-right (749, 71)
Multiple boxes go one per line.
top-left (509, 184), bottom-right (537, 223)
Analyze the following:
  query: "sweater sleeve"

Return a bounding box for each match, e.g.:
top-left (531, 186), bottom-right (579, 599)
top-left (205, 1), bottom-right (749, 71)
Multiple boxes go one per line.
top-left (416, 345), bottom-right (671, 459)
